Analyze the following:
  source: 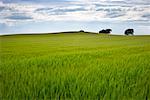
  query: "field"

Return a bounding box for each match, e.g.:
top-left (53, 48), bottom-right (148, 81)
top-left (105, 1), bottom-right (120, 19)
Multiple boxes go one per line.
top-left (0, 33), bottom-right (150, 99)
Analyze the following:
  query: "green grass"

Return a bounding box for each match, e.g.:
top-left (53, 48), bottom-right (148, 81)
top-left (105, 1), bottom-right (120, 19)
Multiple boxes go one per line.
top-left (0, 33), bottom-right (150, 100)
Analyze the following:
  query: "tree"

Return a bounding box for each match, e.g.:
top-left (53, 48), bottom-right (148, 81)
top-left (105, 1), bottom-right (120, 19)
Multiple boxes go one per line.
top-left (79, 30), bottom-right (84, 32)
top-left (124, 29), bottom-right (134, 35)
top-left (99, 29), bottom-right (112, 34)
top-left (105, 29), bottom-right (112, 33)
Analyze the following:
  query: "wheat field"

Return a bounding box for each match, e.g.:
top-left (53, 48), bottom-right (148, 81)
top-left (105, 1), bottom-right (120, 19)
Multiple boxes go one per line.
top-left (0, 33), bottom-right (150, 99)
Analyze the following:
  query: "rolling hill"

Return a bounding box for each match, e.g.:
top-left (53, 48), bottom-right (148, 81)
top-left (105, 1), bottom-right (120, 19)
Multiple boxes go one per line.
top-left (1, 32), bottom-right (150, 99)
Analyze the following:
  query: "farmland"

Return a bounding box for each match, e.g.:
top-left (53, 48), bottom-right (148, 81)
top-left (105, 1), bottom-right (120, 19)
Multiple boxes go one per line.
top-left (0, 33), bottom-right (150, 99)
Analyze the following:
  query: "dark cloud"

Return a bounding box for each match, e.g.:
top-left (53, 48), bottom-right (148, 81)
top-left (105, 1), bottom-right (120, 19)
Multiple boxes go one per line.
top-left (35, 8), bottom-right (53, 12)
top-left (96, 8), bottom-right (122, 12)
top-left (34, 7), bottom-right (87, 15)
top-left (53, 8), bottom-right (86, 12)
top-left (5, 14), bottom-right (32, 20)
top-left (142, 13), bottom-right (150, 19)
top-left (0, 7), bottom-right (5, 11)
top-left (106, 12), bottom-right (125, 18)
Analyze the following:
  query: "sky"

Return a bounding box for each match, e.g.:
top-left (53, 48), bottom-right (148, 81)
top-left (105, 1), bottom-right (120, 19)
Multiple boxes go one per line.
top-left (0, 0), bottom-right (150, 35)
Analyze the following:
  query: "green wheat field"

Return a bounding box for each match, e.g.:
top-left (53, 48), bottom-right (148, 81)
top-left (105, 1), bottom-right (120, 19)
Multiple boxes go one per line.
top-left (0, 32), bottom-right (150, 99)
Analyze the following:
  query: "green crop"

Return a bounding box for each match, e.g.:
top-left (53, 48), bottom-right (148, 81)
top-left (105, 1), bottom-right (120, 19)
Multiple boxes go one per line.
top-left (0, 33), bottom-right (150, 100)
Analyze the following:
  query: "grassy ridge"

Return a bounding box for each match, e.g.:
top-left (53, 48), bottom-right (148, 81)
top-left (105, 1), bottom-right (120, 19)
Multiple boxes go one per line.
top-left (0, 33), bottom-right (150, 99)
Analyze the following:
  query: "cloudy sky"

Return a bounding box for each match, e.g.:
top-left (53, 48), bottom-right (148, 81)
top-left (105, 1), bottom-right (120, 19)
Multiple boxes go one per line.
top-left (0, 0), bottom-right (150, 35)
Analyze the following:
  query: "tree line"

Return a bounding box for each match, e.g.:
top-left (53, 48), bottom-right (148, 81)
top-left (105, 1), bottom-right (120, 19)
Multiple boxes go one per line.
top-left (80, 29), bottom-right (134, 35)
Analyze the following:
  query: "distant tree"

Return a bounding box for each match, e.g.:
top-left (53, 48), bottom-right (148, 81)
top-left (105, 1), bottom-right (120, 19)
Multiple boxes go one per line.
top-left (99, 29), bottom-right (112, 34)
top-left (124, 29), bottom-right (134, 35)
top-left (79, 30), bottom-right (84, 32)
top-left (99, 29), bottom-right (105, 33)
top-left (105, 29), bottom-right (112, 33)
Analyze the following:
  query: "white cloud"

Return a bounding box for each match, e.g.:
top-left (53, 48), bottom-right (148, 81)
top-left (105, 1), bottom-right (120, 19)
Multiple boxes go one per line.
top-left (0, 0), bottom-right (149, 25)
